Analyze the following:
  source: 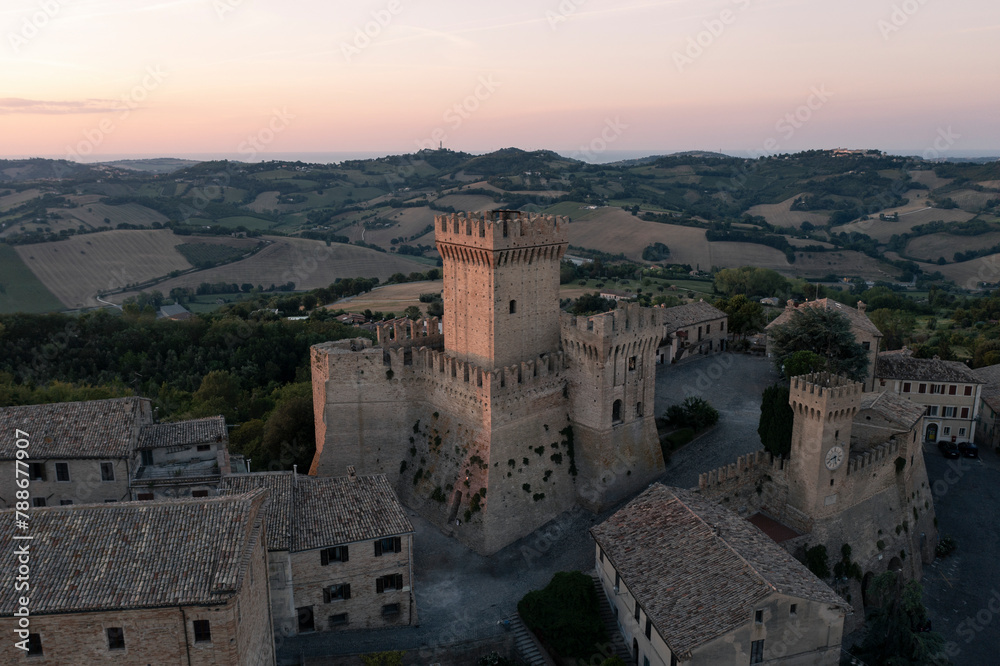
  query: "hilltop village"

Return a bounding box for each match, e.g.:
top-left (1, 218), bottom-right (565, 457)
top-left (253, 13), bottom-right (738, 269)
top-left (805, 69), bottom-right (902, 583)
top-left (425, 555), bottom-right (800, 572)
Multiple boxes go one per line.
top-left (2, 210), bottom-right (994, 665)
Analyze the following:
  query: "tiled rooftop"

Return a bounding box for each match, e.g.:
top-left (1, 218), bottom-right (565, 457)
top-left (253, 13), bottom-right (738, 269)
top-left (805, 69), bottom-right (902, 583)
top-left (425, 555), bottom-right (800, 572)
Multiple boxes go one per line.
top-left (221, 471), bottom-right (412, 552)
top-left (859, 391), bottom-right (925, 430)
top-left (137, 416), bottom-right (227, 449)
top-left (661, 301), bottom-right (726, 330)
top-left (973, 364), bottom-right (1000, 412)
top-left (876, 348), bottom-right (980, 383)
top-left (766, 298), bottom-right (882, 337)
top-left (0, 490), bottom-right (266, 614)
top-left (0, 398), bottom-right (148, 460)
top-left (591, 484), bottom-right (848, 659)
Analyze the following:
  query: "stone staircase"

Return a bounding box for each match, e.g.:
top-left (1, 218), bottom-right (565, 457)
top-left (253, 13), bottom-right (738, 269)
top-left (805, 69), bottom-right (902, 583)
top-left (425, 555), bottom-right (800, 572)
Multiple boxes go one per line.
top-left (510, 614), bottom-right (552, 666)
top-left (589, 572), bottom-right (634, 664)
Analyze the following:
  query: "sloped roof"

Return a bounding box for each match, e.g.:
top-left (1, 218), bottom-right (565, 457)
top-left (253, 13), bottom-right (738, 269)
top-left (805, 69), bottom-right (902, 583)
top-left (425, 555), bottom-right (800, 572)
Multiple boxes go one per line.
top-left (973, 364), bottom-right (1000, 412)
top-left (859, 391), bottom-right (925, 430)
top-left (137, 416), bottom-right (227, 449)
top-left (0, 398), bottom-right (148, 460)
top-left (0, 490), bottom-right (266, 614)
top-left (590, 484), bottom-right (848, 659)
top-left (766, 299), bottom-right (881, 337)
top-left (661, 301), bottom-right (726, 330)
top-left (221, 471), bottom-right (412, 552)
top-left (876, 348), bottom-right (980, 383)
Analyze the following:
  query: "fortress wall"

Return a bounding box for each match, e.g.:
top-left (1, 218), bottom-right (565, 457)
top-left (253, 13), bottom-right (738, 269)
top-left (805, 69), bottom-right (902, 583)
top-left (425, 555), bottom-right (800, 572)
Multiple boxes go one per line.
top-left (696, 451), bottom-right (792, 522)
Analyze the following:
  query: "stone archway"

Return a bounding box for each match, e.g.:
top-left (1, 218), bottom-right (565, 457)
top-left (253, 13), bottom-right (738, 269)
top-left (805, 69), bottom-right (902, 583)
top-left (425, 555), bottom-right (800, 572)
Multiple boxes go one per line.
top-left (632, 638), bottom-right (639, 664)
top-left (926, 422), bottom-right (938, 442)
top-left (861, 571), bottom-right (874, 607)
top-left (888, 556), bottom-right (903, 572)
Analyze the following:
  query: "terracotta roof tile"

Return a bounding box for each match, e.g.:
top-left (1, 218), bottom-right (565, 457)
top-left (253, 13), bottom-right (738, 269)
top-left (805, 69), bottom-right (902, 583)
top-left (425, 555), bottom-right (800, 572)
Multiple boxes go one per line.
top-left (876, 350), bottom-right (980, 383)
top-left (590, 484), bottom-right (848, 658)
top-left (766, 299), bottom-right (881, 337)
top-left (974, 364), bottom-right (1000, 412)
top-left (137, 416), bottom-right (227, 449)
top-left (0, 490), bottom-right (266, 614)
top-left (859, 391), bottom-right (925, 430)
top-left (660, 301), bottom-right (726, 330)
top-left (0, 398), bottom-right (148, 460)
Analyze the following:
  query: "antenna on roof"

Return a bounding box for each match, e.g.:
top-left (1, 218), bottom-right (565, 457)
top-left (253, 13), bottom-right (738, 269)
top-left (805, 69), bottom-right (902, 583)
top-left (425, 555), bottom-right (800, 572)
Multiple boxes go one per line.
top-left (292, 465), bottom-right (297, 487)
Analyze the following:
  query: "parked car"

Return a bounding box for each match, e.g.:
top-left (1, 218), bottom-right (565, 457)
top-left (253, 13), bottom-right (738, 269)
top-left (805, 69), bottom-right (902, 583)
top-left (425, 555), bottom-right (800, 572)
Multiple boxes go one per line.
top-left (938, 440), bottom-right (960, 459)
top-left (958, 441), bottom-right (979, 459)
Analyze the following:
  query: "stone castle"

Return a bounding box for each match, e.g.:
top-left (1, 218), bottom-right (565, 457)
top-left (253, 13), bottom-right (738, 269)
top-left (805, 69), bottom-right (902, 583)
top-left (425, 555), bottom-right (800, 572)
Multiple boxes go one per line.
top-left (310, 211), bottom-right (666, 554)
top-left (696, 372), bottom-right (937, 624)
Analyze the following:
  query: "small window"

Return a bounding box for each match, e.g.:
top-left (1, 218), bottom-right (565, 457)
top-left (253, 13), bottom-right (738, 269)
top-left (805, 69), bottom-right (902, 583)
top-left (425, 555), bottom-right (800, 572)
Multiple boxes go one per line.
top-left (382, 603), bottom-right (401, 616)
top-left (634, 600), bottom-right (640, 623)
top-left (789, 604), bottom-right (797, 617)
top-left (374, 537), bottom-right (401, 556)
top-left (598, 547), bottom-right (603, 563)
top-left (645, 617), bottom-right (652, 639)
top-left (26, 633), bottom-right (42, 656)
top-left (960, 428), bottom-right (967, 436)
top-left (721, 321), bottom-right (725, 332)
top-left (750, 639), bottom-right (764, 664)
top-left (100, 462), bottom-right (115, 482)
top-left (32, 498), bottom-right (46, 507)
top-left (321, 545), bottom-right (349, 565)
top-left (191, 490), bottom-right (209, 498)
top-left (926, 406), bottom-right (938, 417)
top-left (509, 300), bottom-right (516, 314)
top-left (55, 463), bottom-right (70, 482)
top-left (754, 609), bottom-right (763, 624)
top-left (965, 386), bottom-right (973, 396)
top-left (612, 400), bottom-right (623, 424)
top-left (137, 493), bottom-right (154, 501)
top-left (636, 402), bottom-right (643, 417)
top-left (59, 500), bottom-right (73, 506)
top-left (329, 613), bottom-right (349, 627)
top-left (192, 620), bottom-right (211, 643)
top-left (943, 427), bottom-right (951, 435)
top-left (376, 574), bottom-right (404, 593)
top-left (903, 382), bottom-right (911, 393)
top-left (28, 462), bottom-right (45, 481)
top-left (706, 324), bottom-right (711, 334)
top-left (324, 583), bottom-right (351, 602)
top-left (918, 384), bottom-right (927, 394)
top-left (297, 607), bottom-right (315, 633)
top-left (862, 341), bottom-right (870, 350)
top-left (644, 658), bottom-right (650, 666)
top-left (628, 356), bottom-right (637, 371)
top-left (961, 408), bottom-right (969, 419)
top-left (949, 384), bottom-right (957, 395)
top-left (197, 444), bottom-right (211, 452)
top-left (107, 627), bottom-right (125, 650)
top-left (104, 499), bottom-right (117, 503)
top-left (140, 450), bottom-right (154, 466)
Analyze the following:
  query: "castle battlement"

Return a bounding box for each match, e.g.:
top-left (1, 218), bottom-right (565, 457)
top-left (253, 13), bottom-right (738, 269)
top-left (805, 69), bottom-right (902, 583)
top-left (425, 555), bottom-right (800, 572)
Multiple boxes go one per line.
top-left (698, 450), bottom-right (785, 491)
top-left (376, 318), bottom-right (443, 349)
top-left (847, 437), bottom-right (900, 476)
top-left (562, 303), bottom-right (662, 340)
top-left (435, 211), bottom-right (568, 252)
top-left (790, 373), bottom-right (864, 400)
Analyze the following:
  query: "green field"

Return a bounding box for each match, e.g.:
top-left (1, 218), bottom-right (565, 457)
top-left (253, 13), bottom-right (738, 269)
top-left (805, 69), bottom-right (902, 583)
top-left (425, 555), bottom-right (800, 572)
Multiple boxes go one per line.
top-left (215, 216), bottom-right (274, 231)
top-left (0, 245), bottom-right (65, 313)
top-left (175, 242), bottom-right (248, 268)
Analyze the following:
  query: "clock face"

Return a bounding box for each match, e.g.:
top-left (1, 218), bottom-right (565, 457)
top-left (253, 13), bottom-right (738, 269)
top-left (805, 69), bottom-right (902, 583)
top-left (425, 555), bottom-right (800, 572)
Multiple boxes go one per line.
top-left (825, 445), bottom-right (845, 470)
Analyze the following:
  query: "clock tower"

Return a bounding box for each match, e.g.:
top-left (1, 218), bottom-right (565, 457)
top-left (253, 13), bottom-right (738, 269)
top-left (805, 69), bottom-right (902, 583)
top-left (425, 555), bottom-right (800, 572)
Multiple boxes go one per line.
top-left (786, 372), bottom-right (863, 520)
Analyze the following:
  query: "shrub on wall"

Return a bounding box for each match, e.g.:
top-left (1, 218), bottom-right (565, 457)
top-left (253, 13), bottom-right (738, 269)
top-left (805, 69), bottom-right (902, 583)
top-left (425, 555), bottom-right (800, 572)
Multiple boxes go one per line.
top-left (517, 571), bottom-right (608, 659)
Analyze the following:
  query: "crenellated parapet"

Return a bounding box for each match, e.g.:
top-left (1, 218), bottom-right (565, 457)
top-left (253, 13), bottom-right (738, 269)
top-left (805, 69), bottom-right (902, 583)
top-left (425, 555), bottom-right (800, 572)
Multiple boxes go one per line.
top-left (698, 450), bottom-right (785, 491)
top-left (435, 210), bottom-right (569, 257)
top-left (789, 372), bottom-right (863, 420)
top-left (847, 437), bottom-right (900, 476)
top-left (376, 317), bottom-right (443, 350)
top-left (561, 304), bottom-right (664, 365)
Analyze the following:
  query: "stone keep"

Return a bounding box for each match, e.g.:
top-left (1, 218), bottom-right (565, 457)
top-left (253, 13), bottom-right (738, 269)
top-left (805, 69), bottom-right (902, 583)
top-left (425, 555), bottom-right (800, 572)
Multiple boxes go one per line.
top-left (311, 211), bottom-right (665, 555)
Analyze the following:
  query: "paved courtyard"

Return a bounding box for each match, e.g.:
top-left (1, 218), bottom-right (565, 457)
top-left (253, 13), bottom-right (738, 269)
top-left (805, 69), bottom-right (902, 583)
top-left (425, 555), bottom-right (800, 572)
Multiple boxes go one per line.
top-left (655, 352), bottom-right (780, 488)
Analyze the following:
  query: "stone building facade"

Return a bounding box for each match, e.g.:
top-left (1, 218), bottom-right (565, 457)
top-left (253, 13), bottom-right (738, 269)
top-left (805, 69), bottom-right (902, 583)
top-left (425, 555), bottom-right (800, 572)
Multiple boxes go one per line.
top-left (695, 373), bottom-right (937, 624)
top-left (310, 211), bottom-right (667, 554)
top-left (0, 490), bottom-right (274, 665)
top-left (656, 300), bottom-right (728, 364)
top-left (221, 469), bottom-right (414, 638)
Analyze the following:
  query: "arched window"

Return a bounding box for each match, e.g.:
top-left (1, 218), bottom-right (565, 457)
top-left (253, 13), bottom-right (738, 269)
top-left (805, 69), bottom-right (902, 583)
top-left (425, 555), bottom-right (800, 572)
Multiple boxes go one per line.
top-left (509, 300), bottom-right (517, 314)
top-left (612, 399), bottom-right (623, 424)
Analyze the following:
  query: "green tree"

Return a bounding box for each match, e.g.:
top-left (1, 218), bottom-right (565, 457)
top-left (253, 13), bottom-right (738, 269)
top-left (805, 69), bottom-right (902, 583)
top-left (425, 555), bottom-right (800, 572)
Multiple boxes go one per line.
top-left (853, 572), bottom-right (951, 665)
top-left (714, 266), bottom-right (788, 298)
top-left (767, 307), bottom-right (869, 381)
top-left (868, 308), bottom-right (916, 351)
top-left (758, 383), bottom-right (793, 457)
top-left (715, 294), bottom-right (765, 339)
top-left (189, 370), bottom-right (243, 421)
top-left (403, 305), bottom-right (422, 320)
top-left (518, 571), bottom-right (607, 659)
top-left (783, 350), bottom-right (826, 377)
top-left (258, 382), bottom-right (315, 471)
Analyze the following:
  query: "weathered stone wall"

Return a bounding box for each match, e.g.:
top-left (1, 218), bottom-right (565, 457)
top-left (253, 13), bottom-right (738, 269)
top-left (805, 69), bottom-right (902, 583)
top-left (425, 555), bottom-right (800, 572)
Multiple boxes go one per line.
top-left (0, 458), bottom-right (131, 508)
top-left (268, 550), bottom-right (297, 638)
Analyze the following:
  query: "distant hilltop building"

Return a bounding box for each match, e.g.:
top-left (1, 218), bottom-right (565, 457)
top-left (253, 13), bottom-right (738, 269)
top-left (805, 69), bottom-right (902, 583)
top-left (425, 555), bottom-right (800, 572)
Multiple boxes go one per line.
top-left (311, 211), bottom-right (668, 554)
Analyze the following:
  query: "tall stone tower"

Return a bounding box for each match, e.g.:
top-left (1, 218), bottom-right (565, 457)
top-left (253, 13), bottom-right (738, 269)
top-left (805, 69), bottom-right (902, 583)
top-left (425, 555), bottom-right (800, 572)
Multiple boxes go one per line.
top-left (436, 210), bottom-right (567, 369)
top-left (787, 372), bottom-right (862, 520)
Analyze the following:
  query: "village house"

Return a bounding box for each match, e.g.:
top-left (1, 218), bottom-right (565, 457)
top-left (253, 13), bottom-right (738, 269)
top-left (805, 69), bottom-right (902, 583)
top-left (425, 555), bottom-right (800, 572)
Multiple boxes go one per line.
top-left (766, 299), bottom-right (882, 390)
top-left (656, 300), bottom-right (728, 364)
top-left (973, 363), bottom-right (1000, 450)
top-left (875, 348), bottom-right (983, 444)
top-left (221, 467), bottom-right (415, 637)
top-left (591, 484), bottom-right (850, 666)
top-left (0, 398), bottom-right (233, 507)
top-left (0, 490), bottom-right (274, 665)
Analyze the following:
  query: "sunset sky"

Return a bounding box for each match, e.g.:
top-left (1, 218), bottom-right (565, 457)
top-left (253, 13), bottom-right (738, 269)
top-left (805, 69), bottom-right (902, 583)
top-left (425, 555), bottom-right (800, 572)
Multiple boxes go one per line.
top-left (1, 0), bottom-right (998, 161)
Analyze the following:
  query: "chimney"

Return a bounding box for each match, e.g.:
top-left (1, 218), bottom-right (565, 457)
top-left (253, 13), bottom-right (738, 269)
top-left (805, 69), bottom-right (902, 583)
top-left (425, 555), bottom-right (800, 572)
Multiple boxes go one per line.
top-left (292, 464), bottom-right (298, 487)
top-left (347, 465), bottom-right (357, 481)
top-left (786, 299), bottom-right (796, 309)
